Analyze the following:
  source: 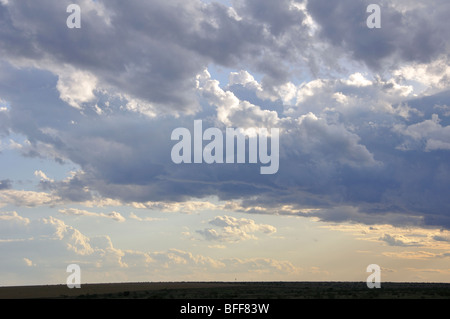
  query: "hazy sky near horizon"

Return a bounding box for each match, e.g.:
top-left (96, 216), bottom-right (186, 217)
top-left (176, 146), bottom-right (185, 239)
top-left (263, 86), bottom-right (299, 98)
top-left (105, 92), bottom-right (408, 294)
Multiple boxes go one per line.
top-left (1, 0), bottom-right (450, 286)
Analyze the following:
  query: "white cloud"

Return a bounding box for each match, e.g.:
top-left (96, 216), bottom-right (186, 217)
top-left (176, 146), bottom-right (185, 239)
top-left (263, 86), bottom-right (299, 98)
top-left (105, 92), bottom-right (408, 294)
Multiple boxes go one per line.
top-left (198, 69), bottom-right (280, 128)
top-left (56, 68), bottom-right (98, 110)
top-left (343, 73), bottom-right (373, 87)
top-left (58, 208), bottom-right (126, 222)
top-left (23, 258), bottom-right (34, 267)
top-left (0, 190), bottom-right (57, 208)
top-left (146, 249), bottom-right (302, 277)
top-left (34, 170), bottom-right (54, 183)
top-left (107, 211), bottom-right (126, 223)
top-left (321, 221), bottom-right (450, 256)
top-left (228, 70), bottom-right (260, 90)
top-left (394, 114), bottom-right (450, 151)
top-left (131, 200), bottom-right (220, 214)
top-left (227, 70), bottom-right (297, 104)
top-left (0, 212), bottom-right (129, 277)
top-left (198, 68), bottom-right (378, 171)
top-left (197, 215), bottom-right (276, 243)
top-left (296, 79), bottom-right (326, 105)
top-left (393, 55), bottom-right (450, 94)
top-left (58, 208), bottom-right (98, 217)
top-left (332, 92), bottom-right (349, 105)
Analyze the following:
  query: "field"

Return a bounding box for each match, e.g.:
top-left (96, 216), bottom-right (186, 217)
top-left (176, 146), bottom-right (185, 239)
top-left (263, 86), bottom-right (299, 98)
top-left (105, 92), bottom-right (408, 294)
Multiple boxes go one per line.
top-left (1, 282), bottom-right (450, 299)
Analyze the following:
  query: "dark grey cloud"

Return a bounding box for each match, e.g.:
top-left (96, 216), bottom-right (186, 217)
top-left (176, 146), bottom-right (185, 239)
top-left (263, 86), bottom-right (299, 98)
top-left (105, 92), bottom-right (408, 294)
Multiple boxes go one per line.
top-left (433, 235), bottom-right (450, 242)
top-left (379, 234), bottom-right (422, 247)
top-left (0, 110), bottom-right (9, 137)
top-left (2, 58), bottom-right (450, 229)
top-left (307, 0), bottom-right (450, 69)
top-left (233, 0), bottom-right (305, 36)
top-left (1, 0), bottom-right (450, 230)
top-left (0, 0), bottom-right (204, 112)
top-left (0, 0), bottom-right (312, 113)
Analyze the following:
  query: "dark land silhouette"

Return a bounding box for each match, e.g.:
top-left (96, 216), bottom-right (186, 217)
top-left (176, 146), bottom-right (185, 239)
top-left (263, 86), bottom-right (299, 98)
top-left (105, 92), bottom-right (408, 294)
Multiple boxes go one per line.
top-left (1, 281), bottom-right (450, 299)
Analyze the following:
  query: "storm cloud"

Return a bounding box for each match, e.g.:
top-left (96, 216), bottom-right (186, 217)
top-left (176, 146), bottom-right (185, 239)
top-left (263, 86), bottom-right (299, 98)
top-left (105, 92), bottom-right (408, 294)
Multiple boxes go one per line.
top-left (0, 0), bottom-right (449, 230)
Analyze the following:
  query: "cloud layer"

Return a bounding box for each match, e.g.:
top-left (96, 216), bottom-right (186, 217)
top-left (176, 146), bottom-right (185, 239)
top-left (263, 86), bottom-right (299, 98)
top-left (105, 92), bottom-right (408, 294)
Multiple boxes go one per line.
top-left (0, 211), bottom-right (300, 284)
top-left (0, 0), bottom-right (449, 232)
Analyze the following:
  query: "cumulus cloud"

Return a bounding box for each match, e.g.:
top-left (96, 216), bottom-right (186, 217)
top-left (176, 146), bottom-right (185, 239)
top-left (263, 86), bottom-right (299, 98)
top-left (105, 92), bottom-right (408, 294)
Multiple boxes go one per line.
top-left (2, 0), bottom-right (450, 286)
top-left (0, 0), bottom-right (313, 116)
top-left (320, 222), bottom-right (450, 259)
top-left (0, 213), bottom-right (133, 285)
top-left (147, 249), bottom-right (302, 277)
top-left (58, 208), bottom-right (126, 222)
top-left (107, 211), bottom-right (126, 223)
top-left (394, 114), bottom-right (450, 151)
top-left (0, 190), bottom-right (58, 208)
top-left (0, 210), bottom-right (302, 284)
top-left (0, 213), bottom-right (94, 255)
top-left (0, 0), bottom-right (449, 232)
top-left (393, 56), bottom-right (450, 95)
top-left (196, 215), bottom-right (276, 242)
top-left (131, 200), bottom-right (219, 214)
top-left (56, 68), bottom-right (98, 110)
top-left (34, 170), bottom-right (54, 183)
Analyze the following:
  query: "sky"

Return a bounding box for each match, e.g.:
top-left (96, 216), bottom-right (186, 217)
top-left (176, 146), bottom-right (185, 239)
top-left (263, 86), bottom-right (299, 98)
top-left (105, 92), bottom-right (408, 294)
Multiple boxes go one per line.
top-left (1, 0), bottom-right (450, 286)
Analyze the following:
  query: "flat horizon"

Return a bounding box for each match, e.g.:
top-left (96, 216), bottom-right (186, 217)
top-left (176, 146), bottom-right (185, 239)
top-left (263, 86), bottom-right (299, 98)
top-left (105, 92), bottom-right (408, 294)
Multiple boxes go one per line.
top-left (2, 281), bottom-right (450, 300)
top-left (1, 0), bottom-right (450, 292)
top-left (4, 280), bottom-right (450, 288)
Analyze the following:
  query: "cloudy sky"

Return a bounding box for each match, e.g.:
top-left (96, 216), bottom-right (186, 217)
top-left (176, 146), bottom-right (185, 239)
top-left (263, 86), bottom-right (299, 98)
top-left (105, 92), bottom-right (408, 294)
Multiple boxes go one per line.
top-left (1, 0), bottom-right (450, 286)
